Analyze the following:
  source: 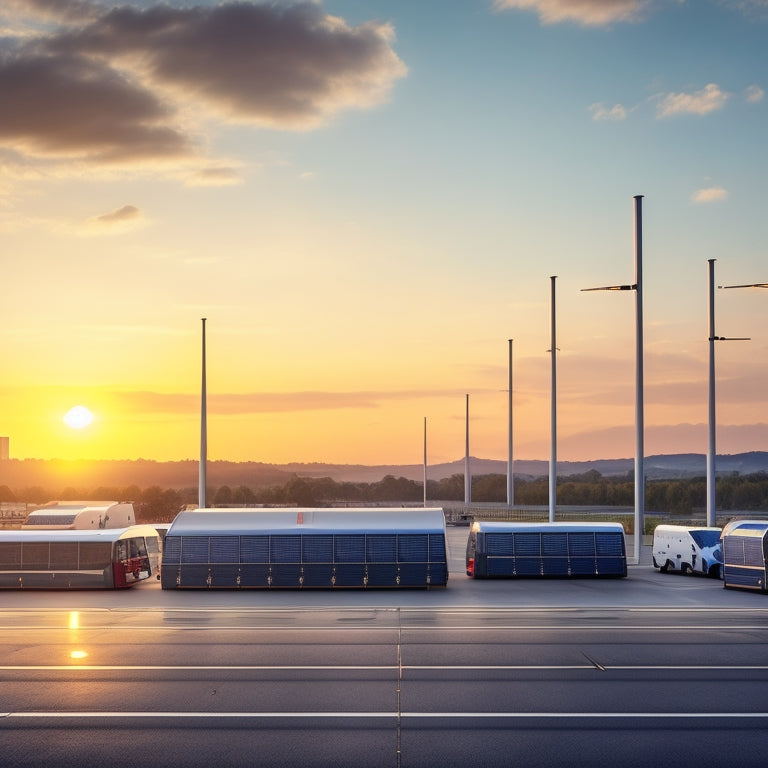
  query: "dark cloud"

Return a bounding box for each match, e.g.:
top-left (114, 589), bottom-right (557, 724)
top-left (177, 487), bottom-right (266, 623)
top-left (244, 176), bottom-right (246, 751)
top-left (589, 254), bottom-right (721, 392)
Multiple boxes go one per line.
top-left (0, 53), bottom-right (190, 161)
top-left (0, 2), bottom-right (406, 168)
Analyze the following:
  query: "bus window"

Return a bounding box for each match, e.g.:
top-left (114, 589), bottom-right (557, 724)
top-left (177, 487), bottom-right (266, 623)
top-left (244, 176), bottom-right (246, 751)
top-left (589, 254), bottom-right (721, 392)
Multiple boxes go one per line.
top-left (79, 542), bottom-right (113, 570)
top-left (129, 538), bottom-right (147, 558)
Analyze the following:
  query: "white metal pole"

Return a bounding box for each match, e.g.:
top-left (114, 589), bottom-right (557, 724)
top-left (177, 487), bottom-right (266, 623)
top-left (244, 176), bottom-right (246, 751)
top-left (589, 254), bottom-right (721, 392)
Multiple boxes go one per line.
top-left (707, 259), bottom-right (716, 527)
top-left (423, 416), bottom-right (428, 508)
top-left (507, 338), bottom-right (514, 508)
top-left (549, 277), bottom-right (557, 523)
top-left (199, 317), bottom-right (207, 510)
top-left (465, 394), bottom-right (471, 509)
top-left (633, 195), bottom-right (645, 562)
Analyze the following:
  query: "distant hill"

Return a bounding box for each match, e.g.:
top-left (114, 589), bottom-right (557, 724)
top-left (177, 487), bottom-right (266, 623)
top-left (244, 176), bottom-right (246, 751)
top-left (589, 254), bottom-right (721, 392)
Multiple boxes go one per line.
top-left (3, 452), bottom-right (766, 494)
top-left (284, 452), bottom-right (768, 483)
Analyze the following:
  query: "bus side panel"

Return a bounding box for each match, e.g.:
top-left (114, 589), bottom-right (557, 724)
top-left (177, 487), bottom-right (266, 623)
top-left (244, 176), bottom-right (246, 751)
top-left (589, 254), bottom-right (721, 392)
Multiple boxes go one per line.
top-left (723, 534), bottom-right (767, 591)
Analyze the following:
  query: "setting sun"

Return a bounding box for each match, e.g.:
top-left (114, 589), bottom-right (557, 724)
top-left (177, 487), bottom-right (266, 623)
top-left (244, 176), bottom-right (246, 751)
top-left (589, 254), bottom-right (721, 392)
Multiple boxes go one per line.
top-left (63, 405), bottom-right (94, 430)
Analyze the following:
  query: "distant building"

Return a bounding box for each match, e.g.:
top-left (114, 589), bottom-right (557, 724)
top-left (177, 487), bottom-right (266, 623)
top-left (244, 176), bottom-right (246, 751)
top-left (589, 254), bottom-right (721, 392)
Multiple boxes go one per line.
top-left (0, 436), bottom-right (8, 461)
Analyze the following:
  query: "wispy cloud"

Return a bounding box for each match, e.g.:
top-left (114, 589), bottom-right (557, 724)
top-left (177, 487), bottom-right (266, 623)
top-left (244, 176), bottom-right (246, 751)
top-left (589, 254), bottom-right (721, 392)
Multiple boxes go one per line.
top-left (0, 2), bottom-right (407, 173)
top-left (78, 203), bottom-right (146, 235)
top-left (95, 204), bottom-right (141, 224)
top-left (656, 83), bottom-right (729, 117)
top-left (112, 388), bottom-right (474, 416)
top-left (184, 167), bottom-right (244, 187)
top-left (745, 84), bottom-right (764, 103)
top-left (691, 186), bottom-right (728, 204)
top-left (589, 102), bottom-right (628, 121)
top-left (493, 0), bottom-right (649, 26)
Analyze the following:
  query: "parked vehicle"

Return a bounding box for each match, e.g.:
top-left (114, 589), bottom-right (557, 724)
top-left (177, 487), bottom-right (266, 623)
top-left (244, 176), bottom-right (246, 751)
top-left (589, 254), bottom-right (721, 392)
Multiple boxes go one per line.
top-left (465, 521), bottom-right (627, 578)
top-left (0, 525), bottom-right (162, 589)
top-left (652, 524), bottom-right (723, 578)
top-left (22, 501), bottom-right (136, 530)
top-left (722, 520), bottom-right (768, 592)
top-left (161, 507), bottom-right (448, 589)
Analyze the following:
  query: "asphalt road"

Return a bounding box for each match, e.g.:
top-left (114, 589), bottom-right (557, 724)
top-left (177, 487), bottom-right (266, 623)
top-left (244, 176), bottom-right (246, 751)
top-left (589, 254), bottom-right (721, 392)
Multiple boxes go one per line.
top-left (3, 528), bottom-right (768, 767)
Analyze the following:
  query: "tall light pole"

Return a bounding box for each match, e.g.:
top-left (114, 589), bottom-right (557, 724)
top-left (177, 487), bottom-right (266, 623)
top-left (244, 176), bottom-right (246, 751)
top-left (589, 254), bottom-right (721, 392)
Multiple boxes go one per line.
top-left (549, 278), bottom-right (557, 523)
top-left (507, 339), bottom-right (514, 508)
top-left (423, 417), bottom-right (428, 508)
top-left (199, 317), bottom-right (207, 510)
top-left (583, 195), bottom-right (644, 562)
top-left (712, 279), bottom-right (765, 524)
top-left (464, 394), bottom-right (471, 510)
top-left (708, 261), bottom-right (750, 526)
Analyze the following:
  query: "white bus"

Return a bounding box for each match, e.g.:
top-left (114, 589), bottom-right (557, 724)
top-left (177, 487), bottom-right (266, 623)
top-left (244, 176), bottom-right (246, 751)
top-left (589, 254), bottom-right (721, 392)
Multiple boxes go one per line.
top-left (22, 501), bottom-right (136, 530)
top-left (0, 525), bottom-right (161, 589)
top-left (652, 524), bottom-right (723, 578)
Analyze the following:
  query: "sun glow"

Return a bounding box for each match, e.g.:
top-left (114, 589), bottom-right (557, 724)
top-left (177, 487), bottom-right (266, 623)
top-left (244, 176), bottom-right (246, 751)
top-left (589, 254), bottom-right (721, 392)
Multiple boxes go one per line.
top-left (63, 405), bottom-right (94, 430)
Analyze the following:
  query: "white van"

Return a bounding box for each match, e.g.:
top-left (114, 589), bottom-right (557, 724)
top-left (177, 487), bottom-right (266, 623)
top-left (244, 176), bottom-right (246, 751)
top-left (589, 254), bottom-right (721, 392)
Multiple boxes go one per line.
top-left (652, 524), bottom-right (723, 578)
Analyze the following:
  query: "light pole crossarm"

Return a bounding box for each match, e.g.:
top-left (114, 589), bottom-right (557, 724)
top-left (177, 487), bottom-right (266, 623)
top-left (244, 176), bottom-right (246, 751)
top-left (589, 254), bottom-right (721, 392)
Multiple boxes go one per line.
top-left (720, 283), bottom-right (768, 289)
top-left (581, 284), bottom-right (637, 292)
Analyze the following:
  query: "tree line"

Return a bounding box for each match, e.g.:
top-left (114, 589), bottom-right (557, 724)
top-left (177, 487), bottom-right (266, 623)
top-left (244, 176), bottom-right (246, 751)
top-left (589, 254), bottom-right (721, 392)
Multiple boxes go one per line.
top-left (2, 470), bottom-right (768, 522)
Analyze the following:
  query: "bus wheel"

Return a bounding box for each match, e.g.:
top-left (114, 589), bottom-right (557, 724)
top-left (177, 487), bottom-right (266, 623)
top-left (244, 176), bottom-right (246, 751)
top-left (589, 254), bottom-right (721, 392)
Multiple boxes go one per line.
top-left (659, 560), bottom-right (670, 573)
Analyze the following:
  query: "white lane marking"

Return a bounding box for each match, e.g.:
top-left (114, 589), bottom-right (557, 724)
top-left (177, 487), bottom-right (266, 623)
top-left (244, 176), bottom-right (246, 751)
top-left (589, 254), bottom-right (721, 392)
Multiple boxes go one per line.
top-left (4, 606), bottom-right (768, 616)
top-left (1, 624), bottom-right (767, 632)
top-left (1, 664), bottom-right (768, 672)
top-left (4, 711), bottom-right (768, 720)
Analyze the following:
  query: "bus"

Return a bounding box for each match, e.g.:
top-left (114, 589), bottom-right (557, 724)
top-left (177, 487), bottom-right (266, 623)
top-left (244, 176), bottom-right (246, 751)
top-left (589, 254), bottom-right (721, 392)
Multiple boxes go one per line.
top-left (0, 525), bottom-right (162, 589)
top-left (22, 501), bottom-right (136, 530)
top-left (652, 524), bottom-right (723, 577)
top-left (161, 507), bottom-right (448, 589)
top-left (722, 520), bottom-right (768, 593)
top-left (466, 521), bottom-right (627, 578)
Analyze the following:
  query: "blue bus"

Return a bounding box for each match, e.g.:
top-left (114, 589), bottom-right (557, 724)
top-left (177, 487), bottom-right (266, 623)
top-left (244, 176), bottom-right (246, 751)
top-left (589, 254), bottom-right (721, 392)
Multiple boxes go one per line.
top-left (161, 507), bottom-right (448, 589)
top-left (466, 521), bottom-right (627, 578)
top-left (722, 520), bottom-right (768, 592)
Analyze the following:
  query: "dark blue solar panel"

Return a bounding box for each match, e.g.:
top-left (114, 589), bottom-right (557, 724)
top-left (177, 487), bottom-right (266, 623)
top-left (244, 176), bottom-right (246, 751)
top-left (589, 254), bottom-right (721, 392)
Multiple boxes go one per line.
top-left (334, 535), bottom-right (365, 562)
top-left (397, 535), bottom-right (428, 562)
top-left (595, 533), bottom-right (625, 556)
top-left (366, 535), bottom-right (397, 563)
top-left (240, 536), bottom-right (269, 563)
top-left (162, 536), bottom-right (181, 565)
top-left (542, 533), bottom-right (568, 556)
top-left (568, 533), bottom-right (596, 557)
top-left (513, 534), bottom-right (541, 557)
top-left (428, 534), bottom-right (446, 561)
top-left (270, 536), bottom-right (301, 564)
top-left (302, 535), bottom-right (333, 563)
top-left (210, 536), bottom-right (239, 563)
top-left (180, 537), bottom-right (209, 564)
top-left (486, 533), bottom-right (515, 556)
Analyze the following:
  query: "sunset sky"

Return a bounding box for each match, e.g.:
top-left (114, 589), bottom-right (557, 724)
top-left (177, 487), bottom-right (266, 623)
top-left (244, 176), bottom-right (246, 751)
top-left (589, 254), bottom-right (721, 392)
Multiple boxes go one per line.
top-left (2, 0), bottom-right (767, 467)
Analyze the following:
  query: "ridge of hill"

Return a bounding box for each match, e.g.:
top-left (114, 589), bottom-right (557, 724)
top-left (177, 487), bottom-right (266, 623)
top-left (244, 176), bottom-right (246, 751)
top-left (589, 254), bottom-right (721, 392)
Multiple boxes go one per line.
top-left (2, 452), bottom-right (767, 491)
